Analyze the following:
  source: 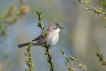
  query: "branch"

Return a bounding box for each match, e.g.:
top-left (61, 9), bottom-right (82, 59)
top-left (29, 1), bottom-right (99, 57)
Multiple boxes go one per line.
top-left (0, 0), bottom-right (30, 35)
top-left (96, 52), bottom-right (106, 66)
top-left (60, 48), bottom-right (87, 71)
top-left (24, 42), bottom-right (34, 71)
top-left (79, 0), bottom-right (106, 18)
top-left (36, 10), bottom-right (54, 71)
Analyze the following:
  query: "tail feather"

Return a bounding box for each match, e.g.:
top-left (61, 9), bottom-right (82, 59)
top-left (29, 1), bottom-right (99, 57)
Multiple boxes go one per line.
top-left (18, 42), bottom-right (30, 48)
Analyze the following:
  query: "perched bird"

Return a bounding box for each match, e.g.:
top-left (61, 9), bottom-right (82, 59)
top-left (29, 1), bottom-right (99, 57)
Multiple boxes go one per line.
top-left (18, 23), bottom-right (63, 48)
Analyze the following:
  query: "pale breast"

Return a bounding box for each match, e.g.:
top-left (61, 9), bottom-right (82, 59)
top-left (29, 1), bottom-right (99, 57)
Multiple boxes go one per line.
top-left (47, 32), bottom-right (59, 47)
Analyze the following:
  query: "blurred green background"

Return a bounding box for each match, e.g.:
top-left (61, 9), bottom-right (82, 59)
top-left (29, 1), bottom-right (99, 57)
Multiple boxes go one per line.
top-left (0, 0), bottom-right (106, 71)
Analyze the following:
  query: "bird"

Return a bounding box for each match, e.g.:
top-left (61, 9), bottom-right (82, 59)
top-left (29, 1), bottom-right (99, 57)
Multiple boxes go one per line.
top-left (17, 23), bottom-right (63, 48)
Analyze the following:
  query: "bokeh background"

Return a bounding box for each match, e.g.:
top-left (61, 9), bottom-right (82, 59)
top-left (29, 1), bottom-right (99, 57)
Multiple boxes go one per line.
top-left (0, 0), bottom-right (106, 71)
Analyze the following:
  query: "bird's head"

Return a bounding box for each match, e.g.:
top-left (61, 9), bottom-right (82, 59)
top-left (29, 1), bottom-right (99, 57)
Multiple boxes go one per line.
top-left (47, 23), bottom-right (64, 33)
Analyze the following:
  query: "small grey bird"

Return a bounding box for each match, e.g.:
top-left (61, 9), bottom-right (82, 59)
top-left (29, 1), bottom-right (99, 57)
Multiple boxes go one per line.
top-left (18, 23), bottom-right (63, 48)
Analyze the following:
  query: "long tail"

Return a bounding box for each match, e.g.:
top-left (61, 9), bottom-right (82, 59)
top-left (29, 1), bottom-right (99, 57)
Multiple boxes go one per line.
top-left (18, 42), bottom-right (30, 48)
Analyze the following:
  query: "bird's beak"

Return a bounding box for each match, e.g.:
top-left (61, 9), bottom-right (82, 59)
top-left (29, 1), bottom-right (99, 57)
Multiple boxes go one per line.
top-left (59, 26), bottom-right (64, 29)
top-left (55, 23), bottom-right (64, 29)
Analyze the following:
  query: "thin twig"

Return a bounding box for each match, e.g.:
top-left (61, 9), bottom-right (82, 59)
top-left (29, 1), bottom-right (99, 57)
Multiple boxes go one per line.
top-left (27, 48), bottom-right (31, 71)
top-left (60, 48), bottom-right (87, 71)
top-left (24, 42), bottom-right (34, 71)
top-left (97, 52), bottom-right (106, 66)
top-left (79, 0), bottom-right (106, 16)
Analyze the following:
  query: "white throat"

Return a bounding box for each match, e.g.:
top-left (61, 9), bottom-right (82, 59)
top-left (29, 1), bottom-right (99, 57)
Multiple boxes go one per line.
top-left (55, 28), bottom-right (60, 33)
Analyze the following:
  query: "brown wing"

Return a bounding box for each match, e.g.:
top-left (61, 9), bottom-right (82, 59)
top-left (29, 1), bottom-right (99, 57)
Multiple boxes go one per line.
top-left (32, 31), bottom-right (49, 41)
top-left (32, 34), bottom-right (43, 41)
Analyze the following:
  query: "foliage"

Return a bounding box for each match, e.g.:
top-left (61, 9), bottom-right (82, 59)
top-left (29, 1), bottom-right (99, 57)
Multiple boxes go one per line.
top-left (97, 52), bottom-right (106, 66)
top-left (24, 42), bottom-right (34, 71)
top-left (0, 0), bottom-right (29, 35)
top-left (60, 48), bottom-right (87, 71)
top-left (79, 0), bottom-right (106, 18)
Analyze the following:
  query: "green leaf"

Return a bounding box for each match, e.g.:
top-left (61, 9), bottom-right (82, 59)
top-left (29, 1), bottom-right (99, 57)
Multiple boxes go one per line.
top-left (44, 51), bottom-right (48, 55)
top-left (102, 61), bottom-right (106, 66)
top-left (32, 63), bottom-right (34, 69)
top-left (11, 17), bottom-right (17, 24)
top-left (65, 62), bottom-right (68, 65)
top-left (41, 26), bottom-right (45, 30)
top-left (50, 66), bottom-right (53, 70)
top-left (45, 44), bottom-right (50, 49)
top-left (60, 48), bottom-right (65, 54)
top-left (24, 52), bottom-right (27, 56)
top-left (66, 57), bottom-right (70, 62)
top-left (68, 68), bottom-right (71, 71)
top-left (78, 0), bottom-right (82, 3)
top-left (69, 56), bottom-right (75, 61)
top-left (86, 7), bottom-right (91, 10)
top-left (96, 52), bottom-right (103, 61)
top-left (25, 68), bottom-right (28, 71)
top-left (93, 9), bottom-right (99, 14)
top-left (36, 21), bottom-right (42, 27)
top-left (47, 58), bottom-right (50, 63)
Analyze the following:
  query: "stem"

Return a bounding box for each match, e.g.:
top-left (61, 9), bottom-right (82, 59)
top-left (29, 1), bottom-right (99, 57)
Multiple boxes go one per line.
top-left (36, 10), bottom-right (54, 71)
